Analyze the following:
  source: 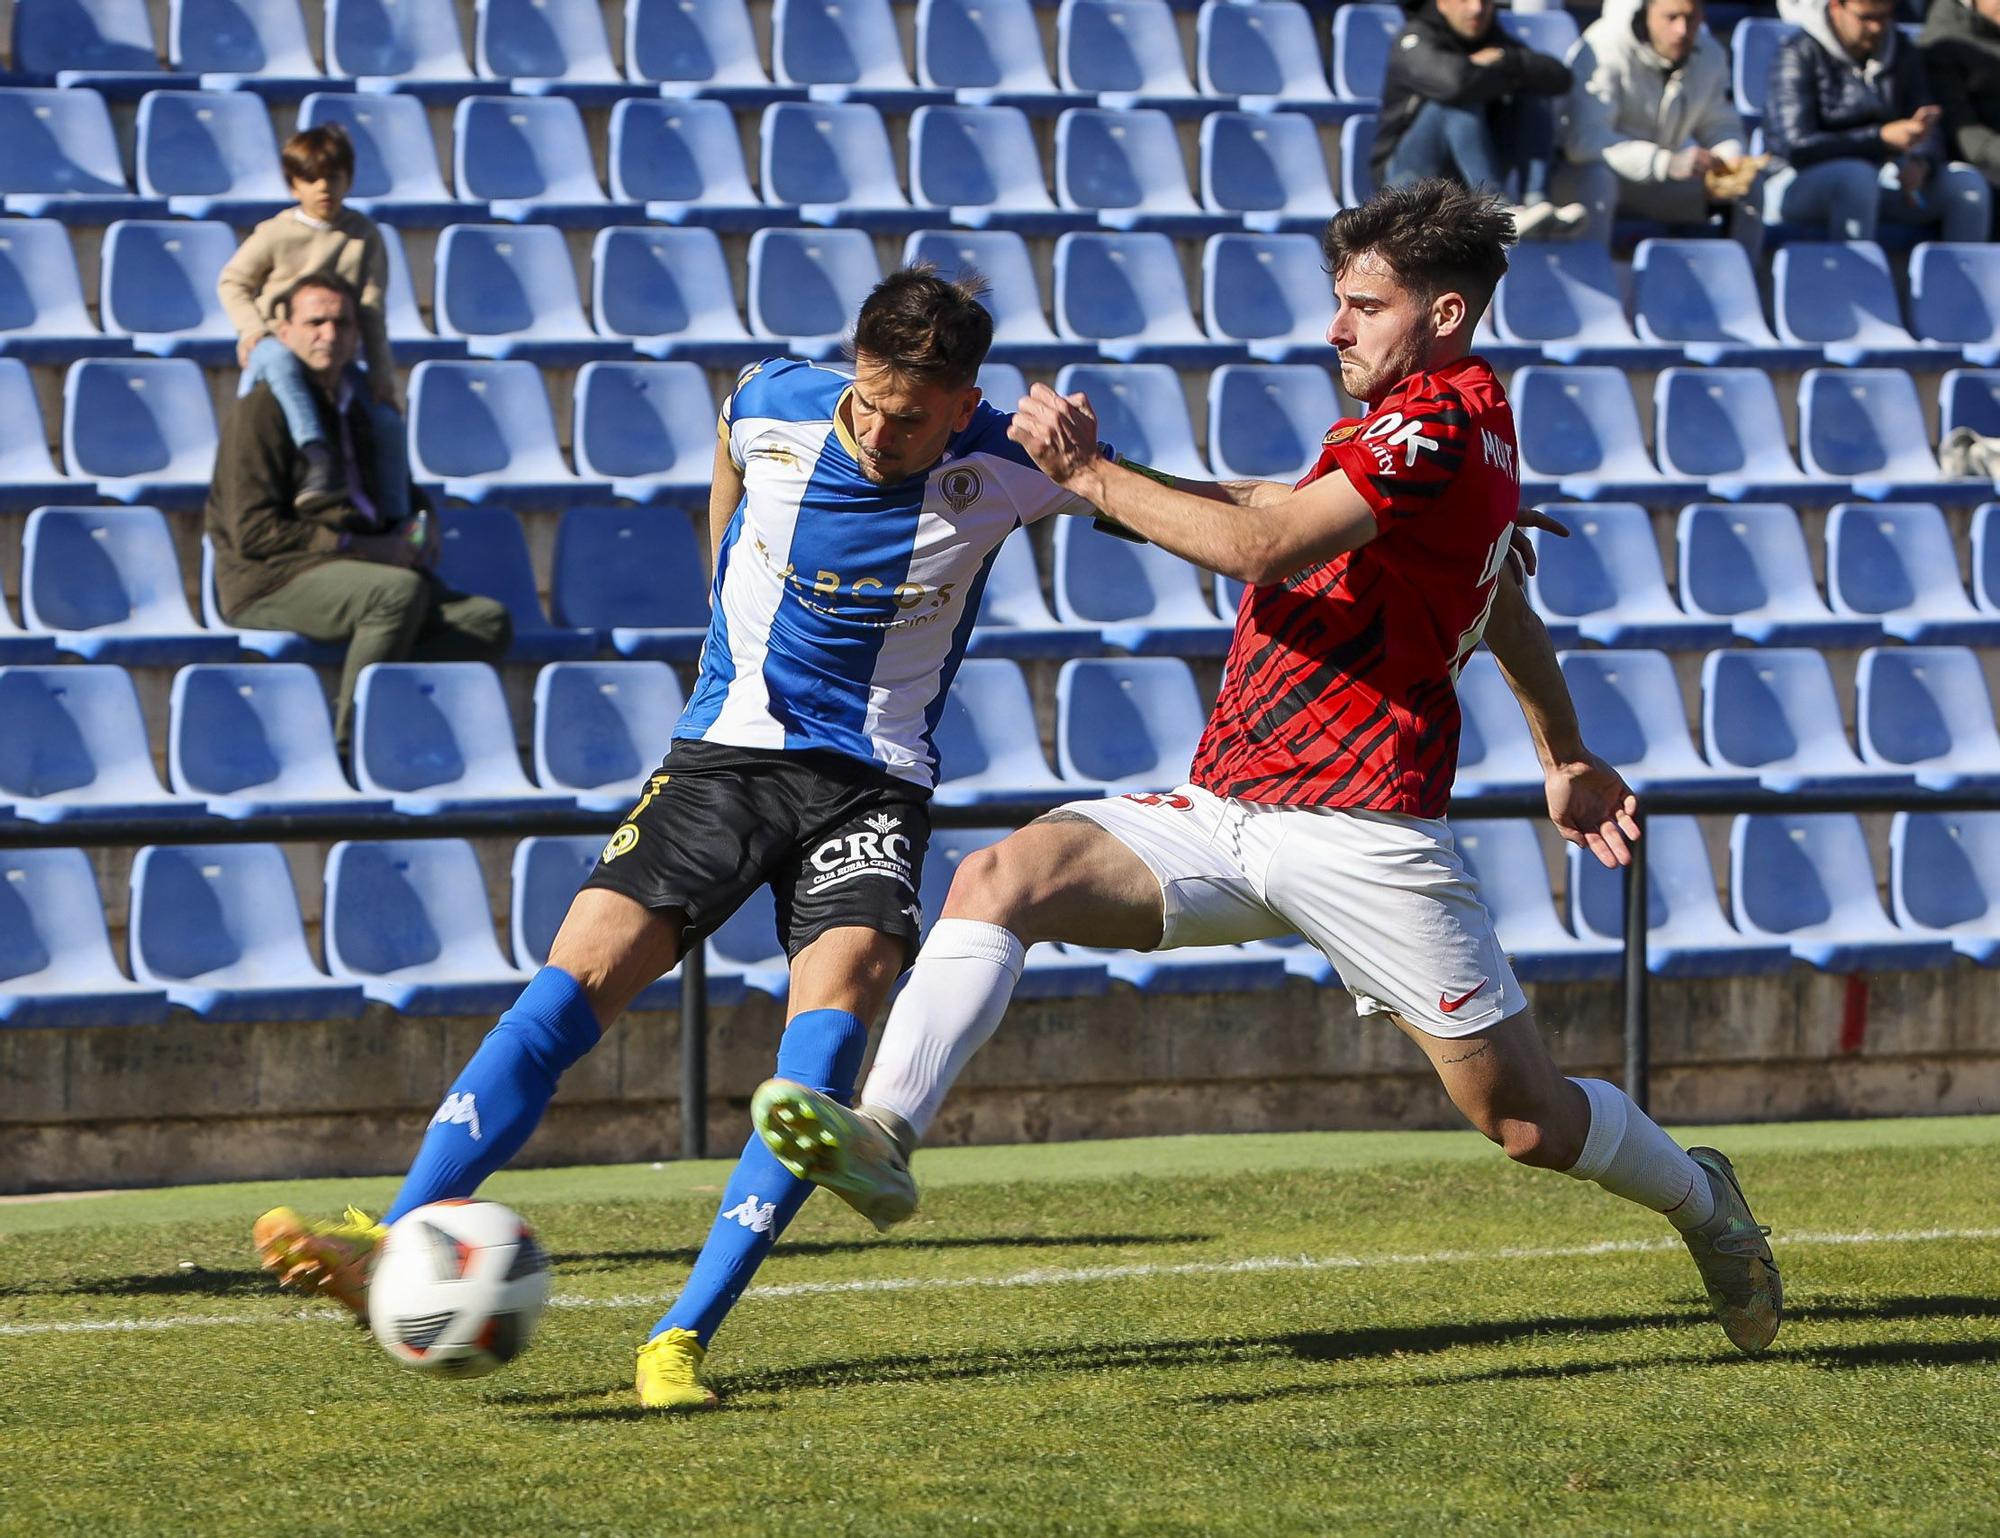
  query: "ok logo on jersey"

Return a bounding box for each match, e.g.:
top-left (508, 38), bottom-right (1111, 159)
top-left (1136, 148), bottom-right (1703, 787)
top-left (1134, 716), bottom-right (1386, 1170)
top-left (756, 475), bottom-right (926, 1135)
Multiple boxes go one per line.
top-left (1361, 410), bottom-right (1442, 471)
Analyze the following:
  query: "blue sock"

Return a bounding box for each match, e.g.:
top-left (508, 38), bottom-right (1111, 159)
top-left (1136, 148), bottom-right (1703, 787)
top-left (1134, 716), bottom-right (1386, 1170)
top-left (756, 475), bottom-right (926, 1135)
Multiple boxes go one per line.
top-left (384, 967), bottom-right (601, 1225)
top-left (651, 1008), bottom-right (868, 1345)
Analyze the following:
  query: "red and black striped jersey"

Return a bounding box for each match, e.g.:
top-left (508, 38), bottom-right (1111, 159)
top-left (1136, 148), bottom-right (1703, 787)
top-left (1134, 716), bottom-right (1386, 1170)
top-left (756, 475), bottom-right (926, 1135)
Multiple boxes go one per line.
top-left (1189, 356), bottom-right (1521, 817)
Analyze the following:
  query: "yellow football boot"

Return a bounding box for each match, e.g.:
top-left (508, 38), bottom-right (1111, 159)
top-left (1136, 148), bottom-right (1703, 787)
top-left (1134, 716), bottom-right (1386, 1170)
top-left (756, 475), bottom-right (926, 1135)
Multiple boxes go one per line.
top-left (636, 1328), bottom-right (720, 1411)
top-left (252, 1204), bottom-right (387, 1319)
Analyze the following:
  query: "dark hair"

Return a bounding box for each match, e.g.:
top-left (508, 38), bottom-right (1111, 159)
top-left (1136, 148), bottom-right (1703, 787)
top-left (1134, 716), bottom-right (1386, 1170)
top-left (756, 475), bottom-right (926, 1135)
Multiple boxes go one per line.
top-left (847, 265), bottom-right (994, 388)
top-left (272, 271), bottom-right (358, 321)
top-left (1321, 179), bottom-right (1515, 317)
top-left (281, 123), bottom-right (355, 187)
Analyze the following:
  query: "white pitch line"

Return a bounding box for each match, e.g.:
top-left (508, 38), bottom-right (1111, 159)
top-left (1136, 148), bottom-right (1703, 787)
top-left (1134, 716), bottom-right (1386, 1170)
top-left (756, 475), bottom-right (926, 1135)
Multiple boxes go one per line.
top-left (4, 1225), bottom-right (1997, 1340)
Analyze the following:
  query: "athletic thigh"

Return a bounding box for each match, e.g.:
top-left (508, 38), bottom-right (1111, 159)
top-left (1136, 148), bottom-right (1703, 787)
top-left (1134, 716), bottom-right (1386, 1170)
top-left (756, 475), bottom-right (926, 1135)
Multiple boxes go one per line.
top-left (1392, 1007), bottom-right (1589, 1159)
top-left (545, 885), bottom-right (687, 1028)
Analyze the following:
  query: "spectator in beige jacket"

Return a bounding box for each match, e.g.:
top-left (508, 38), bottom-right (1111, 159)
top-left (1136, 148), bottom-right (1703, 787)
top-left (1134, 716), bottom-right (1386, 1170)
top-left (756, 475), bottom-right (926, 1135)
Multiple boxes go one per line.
top-left (218, 123), bottom-right (405, 518)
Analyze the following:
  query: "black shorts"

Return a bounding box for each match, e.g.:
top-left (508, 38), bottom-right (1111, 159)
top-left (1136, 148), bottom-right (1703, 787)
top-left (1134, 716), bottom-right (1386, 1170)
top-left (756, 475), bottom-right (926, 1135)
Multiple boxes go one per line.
top-left (581, 739), bottom-right (931, 961)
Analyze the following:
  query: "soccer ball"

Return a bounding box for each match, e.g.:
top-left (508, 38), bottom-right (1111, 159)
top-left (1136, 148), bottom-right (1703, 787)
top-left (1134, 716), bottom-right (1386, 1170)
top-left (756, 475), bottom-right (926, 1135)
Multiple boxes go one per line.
top-left (367, 1199), bottom-right (552, 1379)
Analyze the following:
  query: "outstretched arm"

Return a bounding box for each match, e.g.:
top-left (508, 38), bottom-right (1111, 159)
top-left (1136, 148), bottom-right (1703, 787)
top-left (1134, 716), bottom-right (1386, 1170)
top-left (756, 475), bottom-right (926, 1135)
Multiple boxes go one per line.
top-left (707, 433), bottom-right (745, 584)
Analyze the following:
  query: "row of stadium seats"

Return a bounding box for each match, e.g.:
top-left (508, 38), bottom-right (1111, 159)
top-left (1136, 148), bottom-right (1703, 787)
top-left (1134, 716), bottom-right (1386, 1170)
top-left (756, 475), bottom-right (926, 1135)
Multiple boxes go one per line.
top-left (6, 637), bottom-right (2000, 824)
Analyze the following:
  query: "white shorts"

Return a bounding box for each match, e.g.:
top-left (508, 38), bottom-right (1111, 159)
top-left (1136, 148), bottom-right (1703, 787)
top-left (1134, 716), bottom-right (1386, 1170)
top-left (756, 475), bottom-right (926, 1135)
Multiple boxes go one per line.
top-left (1068, 784), bottom-right (1529, 1038)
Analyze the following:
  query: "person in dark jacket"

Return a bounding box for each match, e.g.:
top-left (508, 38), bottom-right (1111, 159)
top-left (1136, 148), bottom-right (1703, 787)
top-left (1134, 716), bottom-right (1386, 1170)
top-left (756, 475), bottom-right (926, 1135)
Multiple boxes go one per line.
top-left (1921, 0), bottom-right (2000, 195)
top-left (206, 272), bottom-right (510, 752)
top-left (1372, 0), bottom-right (1585, 238)
top-left (1762, 0), bottom-right (1990, 240)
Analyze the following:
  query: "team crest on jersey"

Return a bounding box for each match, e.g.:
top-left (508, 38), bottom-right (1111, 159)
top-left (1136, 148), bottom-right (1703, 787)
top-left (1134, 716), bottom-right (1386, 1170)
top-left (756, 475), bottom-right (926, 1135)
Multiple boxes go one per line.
top-left (1323, 423), bottom-right (1361, 446)
top-left (939, 466), bottom-right (982, 511)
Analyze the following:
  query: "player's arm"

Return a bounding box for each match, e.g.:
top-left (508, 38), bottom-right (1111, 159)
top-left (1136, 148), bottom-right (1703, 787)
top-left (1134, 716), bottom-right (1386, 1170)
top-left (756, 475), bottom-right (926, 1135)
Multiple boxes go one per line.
top-left (1482, 569), bottom-right (1642, 869)
top-left (1130, 471), bottom-right (1294, 511)
top-left (706, 430), bottom-right (744, 584)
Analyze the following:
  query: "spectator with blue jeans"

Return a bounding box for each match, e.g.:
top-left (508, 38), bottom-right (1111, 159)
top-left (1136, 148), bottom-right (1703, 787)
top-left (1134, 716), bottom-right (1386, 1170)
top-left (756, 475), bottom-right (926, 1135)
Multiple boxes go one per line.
top-left (1371, 0), bottom-right (1585, 238)
top-left (1763, 0), bottom-right (1992, 241)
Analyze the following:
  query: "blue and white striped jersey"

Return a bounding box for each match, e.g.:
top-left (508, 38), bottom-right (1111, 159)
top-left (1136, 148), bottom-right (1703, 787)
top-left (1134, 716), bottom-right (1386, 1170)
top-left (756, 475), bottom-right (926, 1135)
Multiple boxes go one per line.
top-left (675, 359), bottom-right (1092, 788)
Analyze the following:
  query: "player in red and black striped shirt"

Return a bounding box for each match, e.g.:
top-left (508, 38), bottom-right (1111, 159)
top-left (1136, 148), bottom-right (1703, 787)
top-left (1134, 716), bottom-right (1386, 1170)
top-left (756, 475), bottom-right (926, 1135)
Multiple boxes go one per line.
top-left (754, 180), bottom-right (1782, 1356)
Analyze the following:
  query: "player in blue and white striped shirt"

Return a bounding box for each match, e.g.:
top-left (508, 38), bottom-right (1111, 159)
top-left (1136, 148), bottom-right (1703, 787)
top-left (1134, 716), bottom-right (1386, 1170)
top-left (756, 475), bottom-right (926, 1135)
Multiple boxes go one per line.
top-left (253, 269), bottom-right (1104, 1410)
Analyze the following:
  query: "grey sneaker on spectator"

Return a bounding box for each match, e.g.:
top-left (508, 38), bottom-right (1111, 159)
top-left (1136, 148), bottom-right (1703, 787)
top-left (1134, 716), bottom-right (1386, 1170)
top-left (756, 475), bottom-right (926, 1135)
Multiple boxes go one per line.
top-left (294, 441), bottom-right (346, 514)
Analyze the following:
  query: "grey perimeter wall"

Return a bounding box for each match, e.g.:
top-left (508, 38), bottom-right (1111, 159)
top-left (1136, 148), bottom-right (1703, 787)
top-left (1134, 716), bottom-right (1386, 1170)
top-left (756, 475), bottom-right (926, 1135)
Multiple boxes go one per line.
top-left (5, 970), bottom-right (1998, 1194)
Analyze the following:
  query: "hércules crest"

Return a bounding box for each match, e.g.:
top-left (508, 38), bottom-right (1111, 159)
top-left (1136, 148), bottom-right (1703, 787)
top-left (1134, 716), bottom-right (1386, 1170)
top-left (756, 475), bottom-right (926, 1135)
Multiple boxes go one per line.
top-left (1323, 423), bottom-right (1361, 446)
top-left (939, 466), bottom-right (982, 511)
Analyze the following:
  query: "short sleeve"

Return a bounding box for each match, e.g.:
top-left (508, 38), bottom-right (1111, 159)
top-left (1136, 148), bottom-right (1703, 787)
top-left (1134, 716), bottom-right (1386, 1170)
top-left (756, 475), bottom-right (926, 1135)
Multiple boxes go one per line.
top-left (1322, 387), bottom-right (1474, 528)
top-left (720, 360), bottom-right (773, 471)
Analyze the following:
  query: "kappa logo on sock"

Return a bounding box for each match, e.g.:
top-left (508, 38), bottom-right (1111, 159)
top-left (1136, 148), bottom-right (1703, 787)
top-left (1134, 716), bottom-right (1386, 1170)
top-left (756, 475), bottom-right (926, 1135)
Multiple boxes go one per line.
top-left (431, 1091), bottom-right (483, 1141)
top-left (722, 1194), bottom-right (777, 1233)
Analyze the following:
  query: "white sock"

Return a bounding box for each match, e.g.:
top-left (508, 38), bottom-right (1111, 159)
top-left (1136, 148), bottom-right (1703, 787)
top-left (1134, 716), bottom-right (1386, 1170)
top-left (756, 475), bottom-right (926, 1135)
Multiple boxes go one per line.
top-left (860, 918), bottom-right (1026, 1142)
top-left (1563, 1077), bottom-right (1716, 1232)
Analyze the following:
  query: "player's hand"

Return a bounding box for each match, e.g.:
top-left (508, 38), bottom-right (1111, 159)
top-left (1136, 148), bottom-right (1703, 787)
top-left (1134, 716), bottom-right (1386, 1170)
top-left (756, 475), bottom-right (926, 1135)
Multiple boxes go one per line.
top-left (236, 332), bottom-right (262, 369)
top-left (1509, 506), bottom-right (1567, 579)
top-left (1545, 751), bottom-right (1641, 869)
top-left (1008, 383), bottom-right (1102, 488)
top-left (1470, 44), bottom-right (1506, 64)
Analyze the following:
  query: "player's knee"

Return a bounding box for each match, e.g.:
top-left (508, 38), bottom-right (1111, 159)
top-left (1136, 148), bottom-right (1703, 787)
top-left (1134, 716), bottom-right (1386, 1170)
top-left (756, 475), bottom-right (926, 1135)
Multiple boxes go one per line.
top-left (944, 843), bottom-right (1037, 929)
top-left (1492, 1115), bottom-right (1579, 1171)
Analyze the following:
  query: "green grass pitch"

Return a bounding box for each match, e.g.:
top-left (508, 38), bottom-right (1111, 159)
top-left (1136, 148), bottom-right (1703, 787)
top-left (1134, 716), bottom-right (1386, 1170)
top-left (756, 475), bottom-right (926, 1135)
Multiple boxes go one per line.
top-left (3, 1117), bottom-right (1997, 1537)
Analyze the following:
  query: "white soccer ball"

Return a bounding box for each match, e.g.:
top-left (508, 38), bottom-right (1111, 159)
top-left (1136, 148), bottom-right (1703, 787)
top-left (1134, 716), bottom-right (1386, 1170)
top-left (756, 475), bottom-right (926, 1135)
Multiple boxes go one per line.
top-left (367, 1199), bottom-right (552, 1379)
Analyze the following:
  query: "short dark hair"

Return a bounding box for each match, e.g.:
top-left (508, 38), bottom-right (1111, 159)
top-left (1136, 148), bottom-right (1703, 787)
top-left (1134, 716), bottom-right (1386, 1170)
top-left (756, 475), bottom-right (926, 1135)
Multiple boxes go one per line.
top-left (1321, 179), bottom-right (1515, 318)
top-left (281, 123), bottom-right (355, 187)
top-left (272, 271), bottom-right (358, 321)
top-left (848, 265), bottom-right (994, 388)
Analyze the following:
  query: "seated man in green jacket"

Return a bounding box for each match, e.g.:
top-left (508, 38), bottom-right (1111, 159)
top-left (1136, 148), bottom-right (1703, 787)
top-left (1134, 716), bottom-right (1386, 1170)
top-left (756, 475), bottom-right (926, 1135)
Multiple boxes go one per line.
top-left (205, 272), bottom-right (511, 755)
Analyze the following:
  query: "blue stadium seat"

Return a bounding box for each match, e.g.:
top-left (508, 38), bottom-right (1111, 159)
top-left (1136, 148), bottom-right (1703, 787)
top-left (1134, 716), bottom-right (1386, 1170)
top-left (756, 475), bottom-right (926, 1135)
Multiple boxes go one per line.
top-left (932, 658), bottom-right (1071, 806)
top-left (1497, 8), bottom-right (1578, 56)
top-left (1198, 110), bottom-right (1337, 234)
top-left (605, 98), bottom-right (765, 231)
top-left (0, 357), bottom-right (83, 509)
top-left (172, 0), bottom-right (327, 99)
top-left (966, 529), bottom-right (1098, 659)
top-left (0, 217), bottom-right (125, 363)
top-left (903, 228), bottom-right (1088, 367)
top-left (407, 358), bottom-right (612, 504)
top-left (919, 827), bottom-right (1111, 996)
top-left (135, 89), bottom-right (292, 221)
top-left (476, 0), bottom-right (634, 102)
top-left (771, 0), bottom-right (945, 108)
top-left (1056, 656), bottom-right (1207, 789)
top-left (1730, 18), bottom-right (1793, 119)
top-left (1978, 502), bottom-right (2000, 615)
top-left (129, 843), bottom-right (366, 1019)
top-left (1528, 502), bottom-right (1731, 649)
top-left (325, 0), bottom-right (480, 99)
top-left (1206, 362), bottom-right (1339, 482)
top-left (1331, 4), bottom-right (1397, 102)
top-left (1058, 0), bottom-right (1207, 115)
top-left (573, 357), bottom-right (720, 501)
top-left (1492, 244), bottom-right (1669, 368)
top-left (1568, 815), bottom-right (1793, 977)
top-left (353, 661), bottom-right (577, 815)
top-left (454, 95), bottom-right (639, 226)
top-left (170, 662), bottom-right (390, 816)
top-left (433, 505), bottom-right (597, 661)
top-left (1511, 365), bottom-right (1702, 503)
top-left (1197, 0), bottom-right (1345, 121)
top-left (1054, 231), bottom-right (1239, 365)
top-left (1732, 812), bottom-right (1953, 972)
top-left (705, 882), bottom-right (793, 998)
top-left (746, 227), bottom-right (882, 357)
top-left (99, 217), bottom-right (238, 362)
top-left (1056, 107), bottom-right (1236, 236)
top-left (1653, 366), bottom-right (1844, 502)
top-left (1941, 367), bottom-right (2000, 446)
top-left (373, 221), bottom-right (465, 360)
top-left (1801, 367), bottom-right (1975, 504)
top-left (1631, 238), bottom-right (1815, 367)
top-left (909, 104), bottom-right (1094, 234)
top-left (1910, 243), bottom-right (2000, 364)
top-left (1773, 244), bottom-right (1941, 369)
top-left (916, 0), bottom-right (1083, 114)
top-left (1452, 650), bottom-right (1544, 798)
top-left (1703, 648), bottom-right (1912, 793)
top-left (434, 223), bottom-right (628, 364)
top-left (1677, 503), bottom-right (1876, 646)
top-left (0, 594), bottom-right (56, 662)
top-left (0, 848), bottom-right (170, 1026)
top-left (0, 86), bottom-right (167, 223)
top-left (1339, 112), bottom-right (1376, 205)
top-left (589, 225), bottom-right (763, 367)
top-left (1052, 517), bottom-right (1230, 655)
top-left (1072, 934), bottom-right (1291, 994)
top-left (1828, 502), bottom-right (2000, 644)
top-left (323, 838), bottom-right (530, 1012)
top-left (63, 356), bottom-right (217, 506)
top-left (1891, 811), bottom-right (2000, 964)
top-left (0, 664), bottom-right (203, 820)
top-left (1559, 648), bottom-right (1756, 793)
top-left (1452, 819), bottom-right (1622, 981)
top-left (12, 0), bottom-right (184, 96)
top-left (626, 0), bottom-right (797, 105)
top-left (532, 661), bottom-right (681, 813)
top-left (198, 535), bottom-right (342, 663)
top-left (1202, 232), bottom-right (1334, 363)
top-left (21, 505), bottom-right (235, 664)
top-left (761, 101), bottom-right (918, 231)
top-left (1054, 360), bottom-right (1209, 478)
top-left (549, 503), bottom-right (711, 659)
top-left (1857, 645), bottom-right (2000, 790)
top-left (297, 92), bottom-right (471, 227)
top-left (978, 360), bottom-right (1029, 407)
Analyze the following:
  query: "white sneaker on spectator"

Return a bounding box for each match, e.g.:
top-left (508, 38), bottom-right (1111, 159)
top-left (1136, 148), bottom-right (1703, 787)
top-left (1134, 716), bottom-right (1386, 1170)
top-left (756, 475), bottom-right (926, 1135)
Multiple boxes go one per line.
top-left (1550, 201), bottom-right (1590, 238)
top-left (1509, 200), bottom-right (1559, 239)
